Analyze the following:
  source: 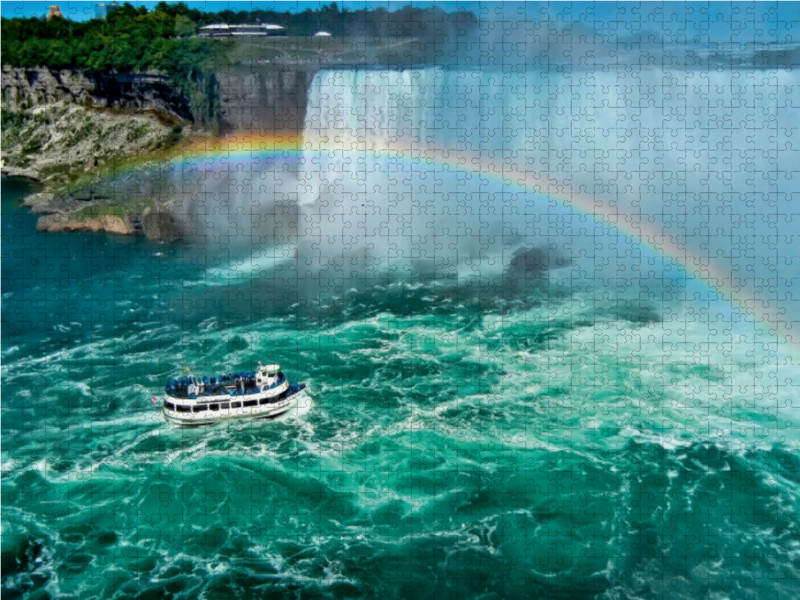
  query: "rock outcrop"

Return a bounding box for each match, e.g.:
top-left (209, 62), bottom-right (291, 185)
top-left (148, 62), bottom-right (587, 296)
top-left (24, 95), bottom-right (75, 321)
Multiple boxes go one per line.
top-left (1, 66), bottom-right (193, 186)
top-left (1, 64), bottom-right (319, 242)
top-left (216, 66), bottom-right (315, 134)
top-left (140, 209), bottom-right (182, 243)
top-left (36, 214), bottom-right (138, 235)
top-left (1, 103), bottom-right (180, 184)
top-left (2, 66), bottom-right (192, 123)
top-left (23, 187), bottom-right (182, 241)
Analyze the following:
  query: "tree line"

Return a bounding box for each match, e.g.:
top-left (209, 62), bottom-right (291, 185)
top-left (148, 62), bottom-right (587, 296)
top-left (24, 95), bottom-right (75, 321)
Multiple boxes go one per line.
top-left (1, 2), bottom-right (479, 74)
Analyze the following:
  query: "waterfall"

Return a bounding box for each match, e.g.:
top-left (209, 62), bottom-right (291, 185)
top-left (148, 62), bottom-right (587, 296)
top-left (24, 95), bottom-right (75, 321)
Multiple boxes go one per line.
top-left (303, 67), bottom-right (798, 207)
top-left (300, 66), bottom-right (800, 322)
top-left (169, 64), bottom-right (799, 328)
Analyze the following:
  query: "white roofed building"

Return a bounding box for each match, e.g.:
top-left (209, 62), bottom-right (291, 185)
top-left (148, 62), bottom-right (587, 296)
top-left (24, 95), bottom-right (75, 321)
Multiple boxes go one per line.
top-left (198, 23), bottom-right (286, 38)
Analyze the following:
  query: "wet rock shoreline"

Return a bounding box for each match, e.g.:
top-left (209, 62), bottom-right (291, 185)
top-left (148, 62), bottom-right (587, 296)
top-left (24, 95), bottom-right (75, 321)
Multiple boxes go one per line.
top-left (21, 191), bottom-right (181, 241)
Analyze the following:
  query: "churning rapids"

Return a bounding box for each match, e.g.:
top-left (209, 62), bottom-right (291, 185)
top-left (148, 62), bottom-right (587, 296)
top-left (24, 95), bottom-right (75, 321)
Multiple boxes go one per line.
top-left (4, 57), bottom-right (800, 600)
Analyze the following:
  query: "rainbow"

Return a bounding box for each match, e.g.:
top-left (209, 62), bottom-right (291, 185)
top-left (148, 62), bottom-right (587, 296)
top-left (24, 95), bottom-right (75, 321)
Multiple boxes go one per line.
top-left (171, 133), bottom-right (798, 360)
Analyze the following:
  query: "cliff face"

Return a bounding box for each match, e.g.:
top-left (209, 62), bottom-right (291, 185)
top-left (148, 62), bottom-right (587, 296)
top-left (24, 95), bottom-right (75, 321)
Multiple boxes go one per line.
top-left (1, 64), bottom-right (316, 240)
top-left (216, 66), bottom-right (315, 134)
top-left (36, 213), bottom-right (139, 235)
top-left (0, 100), bottom-right (179, 184)
top-left (1, 66), bottom-right (189, 187)
top-left (2, 66), bottom-right (193, 123)
top-left (2, 64), bottom-right (318, 139)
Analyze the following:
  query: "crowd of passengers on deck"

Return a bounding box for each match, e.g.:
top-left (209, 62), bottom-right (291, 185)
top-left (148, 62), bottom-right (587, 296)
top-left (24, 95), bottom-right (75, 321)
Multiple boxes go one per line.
top-left (167, 372), bottom-right (284, 399)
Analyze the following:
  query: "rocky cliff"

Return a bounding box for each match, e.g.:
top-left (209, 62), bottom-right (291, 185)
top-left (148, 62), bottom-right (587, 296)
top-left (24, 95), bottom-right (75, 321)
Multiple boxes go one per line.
top-left (1, 66), bottom-right (192, 186)
top-left (1, 67), bottom-right (194, 240)
top-left (2, 66), bottom-right (193, 123)
top-left (216, 65), bottom-right (315, 134)
top-left (1, 103), bottom-right (180, 183)
top-left (1, 64), bottom-right (316, 240)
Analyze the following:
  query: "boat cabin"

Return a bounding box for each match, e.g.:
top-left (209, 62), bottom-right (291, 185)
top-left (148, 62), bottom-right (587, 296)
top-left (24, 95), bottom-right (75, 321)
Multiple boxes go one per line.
top-left (256, 363), bottom-right (282, 388)
top-left (165, 362), bottom-right (285, 400)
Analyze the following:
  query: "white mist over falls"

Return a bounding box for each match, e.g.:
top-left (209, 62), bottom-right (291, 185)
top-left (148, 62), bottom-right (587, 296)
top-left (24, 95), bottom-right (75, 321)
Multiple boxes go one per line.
top-left (175, 65), bottom-right (800, 343)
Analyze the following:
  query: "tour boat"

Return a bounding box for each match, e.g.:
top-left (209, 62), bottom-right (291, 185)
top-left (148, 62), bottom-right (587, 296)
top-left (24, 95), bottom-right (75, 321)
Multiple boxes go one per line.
top-left (161, 363), bottom-right (308, 426)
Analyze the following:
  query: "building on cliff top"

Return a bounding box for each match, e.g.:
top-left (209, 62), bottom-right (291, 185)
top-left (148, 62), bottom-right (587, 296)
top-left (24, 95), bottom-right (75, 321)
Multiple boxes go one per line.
top-left (198, 23), bottom-right (286, 38)
top-left (47, 5), bottom-right (64, 20)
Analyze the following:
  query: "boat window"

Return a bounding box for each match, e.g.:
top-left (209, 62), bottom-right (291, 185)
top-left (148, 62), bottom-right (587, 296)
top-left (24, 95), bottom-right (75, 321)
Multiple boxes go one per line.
top-left (231, 402), bottom-right (241, 409)
top-left (165, 401), bottom-right (175, 410)
top-left (176, 404), bottom-right (191, 413)
top-left (221, 403), bottom-right (230, 409)
top-left (243, 400), bottom-right (258, 407)
top-left (193, 405), bottom-right (208, 412)
top-left (259, 398), bottom-right (271, 405)
top-left (210, 404), bottom-right (220, 411)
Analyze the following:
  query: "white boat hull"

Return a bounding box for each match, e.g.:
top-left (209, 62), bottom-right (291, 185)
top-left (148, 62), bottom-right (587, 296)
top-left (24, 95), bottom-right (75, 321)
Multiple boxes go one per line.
top-left (163, 389), bottom-right (309, 426)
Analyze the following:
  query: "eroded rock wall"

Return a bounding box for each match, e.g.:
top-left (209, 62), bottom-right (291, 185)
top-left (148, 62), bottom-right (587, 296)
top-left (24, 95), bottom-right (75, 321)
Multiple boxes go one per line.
top-left (2, 66), bottom-right (192, 123)
top-left (216, 66), bottom-right (315, 134)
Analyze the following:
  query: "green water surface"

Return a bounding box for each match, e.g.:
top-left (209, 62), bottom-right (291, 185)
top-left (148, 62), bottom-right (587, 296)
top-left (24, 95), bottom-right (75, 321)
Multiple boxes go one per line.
top-left (2, 175), bottom-right (800, 600)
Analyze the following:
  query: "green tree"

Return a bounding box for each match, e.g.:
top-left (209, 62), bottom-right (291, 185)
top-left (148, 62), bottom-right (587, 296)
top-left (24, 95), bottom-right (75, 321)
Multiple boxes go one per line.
top-left (174, 15), bottom-right (197, 38)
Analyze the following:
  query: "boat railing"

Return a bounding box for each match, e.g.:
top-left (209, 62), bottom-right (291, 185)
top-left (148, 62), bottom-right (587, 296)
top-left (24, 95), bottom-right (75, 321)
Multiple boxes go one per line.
top-left (163, 382), bottom-right (305, 417)
top-left (166, 373), bottom-right (287, 399)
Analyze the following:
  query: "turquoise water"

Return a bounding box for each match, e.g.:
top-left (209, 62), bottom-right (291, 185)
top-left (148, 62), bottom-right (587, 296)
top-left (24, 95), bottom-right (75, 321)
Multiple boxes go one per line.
top-left (3, 171), bottom-right (800, 599)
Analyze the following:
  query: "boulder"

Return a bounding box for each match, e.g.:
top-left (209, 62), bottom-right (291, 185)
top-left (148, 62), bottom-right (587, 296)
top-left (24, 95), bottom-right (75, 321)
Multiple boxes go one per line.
top-left (141, 210), bottom-right (181, 242)
top-left (36, 214), bottom-right (138, 235)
